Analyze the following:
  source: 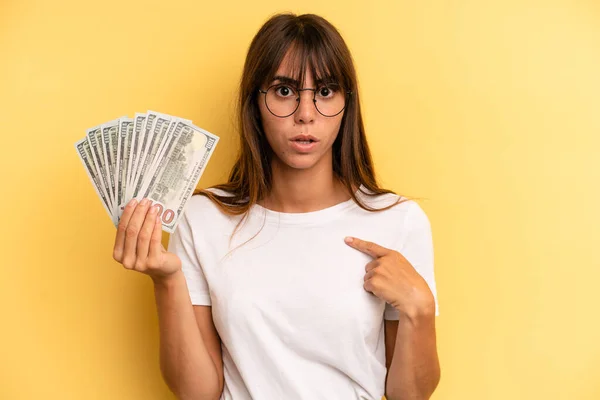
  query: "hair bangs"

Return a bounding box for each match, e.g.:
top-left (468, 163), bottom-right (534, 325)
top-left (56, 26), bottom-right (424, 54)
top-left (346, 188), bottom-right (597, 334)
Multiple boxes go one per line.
top-left (263, 36), bottom-right (347, 90)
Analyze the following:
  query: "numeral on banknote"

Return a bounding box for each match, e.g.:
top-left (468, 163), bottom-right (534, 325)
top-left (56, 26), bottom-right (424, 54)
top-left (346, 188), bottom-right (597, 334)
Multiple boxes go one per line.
top-left (147, 201), bottom-right (176, 225)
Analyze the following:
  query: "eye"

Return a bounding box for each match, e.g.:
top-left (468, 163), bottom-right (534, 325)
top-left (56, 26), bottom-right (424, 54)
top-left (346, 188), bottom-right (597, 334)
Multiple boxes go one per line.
top-left (274, 85), bottom-right (297, 98)
top-left (317, 84), bottom-right (339, 98)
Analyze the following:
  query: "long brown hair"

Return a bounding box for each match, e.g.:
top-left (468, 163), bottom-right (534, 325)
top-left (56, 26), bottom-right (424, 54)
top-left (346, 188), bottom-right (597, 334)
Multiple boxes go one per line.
top-left (194, 12), bottom-right (420, 238)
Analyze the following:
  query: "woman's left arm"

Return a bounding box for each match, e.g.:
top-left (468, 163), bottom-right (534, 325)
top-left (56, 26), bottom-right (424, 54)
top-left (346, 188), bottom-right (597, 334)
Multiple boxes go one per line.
top-left (344, 236), bottom-right (440, 400)
top-left (385, 302), bottom-right (440, 400)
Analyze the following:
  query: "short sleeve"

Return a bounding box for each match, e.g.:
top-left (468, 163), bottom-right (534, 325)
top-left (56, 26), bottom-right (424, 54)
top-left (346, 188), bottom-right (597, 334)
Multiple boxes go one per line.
top-left (167, 211), bottom-right (212, 306)
top-left (384, 201), bottom-right (439, 320)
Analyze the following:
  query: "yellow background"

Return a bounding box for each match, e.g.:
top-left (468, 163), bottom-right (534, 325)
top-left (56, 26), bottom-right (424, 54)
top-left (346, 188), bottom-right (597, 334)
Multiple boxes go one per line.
top-left (1, 0), bottom-right (599, 399)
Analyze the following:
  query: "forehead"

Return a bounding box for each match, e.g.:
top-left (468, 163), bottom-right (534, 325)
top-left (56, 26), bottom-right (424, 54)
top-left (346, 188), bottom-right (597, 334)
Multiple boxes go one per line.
top-left (277, 47), bottom-right (310, 75)
top-left (274, 52), bottom-right (314, 82)
top-left (267, 45), bottom-right (335, 86)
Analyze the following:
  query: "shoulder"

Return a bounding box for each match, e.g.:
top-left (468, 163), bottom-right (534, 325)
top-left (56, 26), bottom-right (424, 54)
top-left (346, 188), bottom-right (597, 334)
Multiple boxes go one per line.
top-left (356, 188), bottom-right (431, 230)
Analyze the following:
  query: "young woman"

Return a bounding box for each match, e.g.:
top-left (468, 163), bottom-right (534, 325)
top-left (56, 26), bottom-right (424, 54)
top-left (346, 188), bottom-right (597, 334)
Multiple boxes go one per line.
top-left (113, 12), bottom-right (440, 400)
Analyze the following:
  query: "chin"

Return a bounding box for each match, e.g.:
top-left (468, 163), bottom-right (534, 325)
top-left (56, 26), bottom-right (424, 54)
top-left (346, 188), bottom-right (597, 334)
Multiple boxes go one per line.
top-left (282, 155), bottom-right (321, 170)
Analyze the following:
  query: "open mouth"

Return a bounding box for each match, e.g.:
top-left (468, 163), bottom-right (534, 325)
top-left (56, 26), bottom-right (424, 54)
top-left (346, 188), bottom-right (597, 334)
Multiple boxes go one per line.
top-left (292, 139), bottom-right (316, 144)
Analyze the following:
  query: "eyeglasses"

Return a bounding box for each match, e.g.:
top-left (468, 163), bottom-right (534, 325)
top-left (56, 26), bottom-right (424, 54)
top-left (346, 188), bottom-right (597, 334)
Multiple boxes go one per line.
top-left (258, 83), bottom-right (352, 118)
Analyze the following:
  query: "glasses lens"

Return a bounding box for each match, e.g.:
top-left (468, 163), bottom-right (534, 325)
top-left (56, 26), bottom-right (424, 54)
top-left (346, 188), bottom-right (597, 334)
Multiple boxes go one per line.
top-left (314, 83), bottom-right (346, 117)
top-left (265, 85), bottom-right (299, 117)
top-left (265, 84), bottom-right (347, 117)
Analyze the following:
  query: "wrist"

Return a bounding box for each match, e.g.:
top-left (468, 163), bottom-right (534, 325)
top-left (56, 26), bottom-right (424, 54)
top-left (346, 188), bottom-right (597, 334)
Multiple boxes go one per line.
top-left (397, 297), bottom-right (436, 321)
top-left (151, 269), bottom-right (183, 288)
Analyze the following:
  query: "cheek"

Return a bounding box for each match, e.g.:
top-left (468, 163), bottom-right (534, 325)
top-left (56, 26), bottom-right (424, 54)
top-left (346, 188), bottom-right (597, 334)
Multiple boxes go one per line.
top-left (322, 119), bottom-right (343, 146)
top-left (258, 102), bottom-right (282, 133)
top-left (260, 118), bottom-right (287, 155)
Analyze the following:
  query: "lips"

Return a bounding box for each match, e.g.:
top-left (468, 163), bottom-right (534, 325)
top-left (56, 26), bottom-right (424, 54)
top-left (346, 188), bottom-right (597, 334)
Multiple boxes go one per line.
top-left (290, 134), bottom-right (318, 142)
top-left (289, 135), bottom-right (318, 152)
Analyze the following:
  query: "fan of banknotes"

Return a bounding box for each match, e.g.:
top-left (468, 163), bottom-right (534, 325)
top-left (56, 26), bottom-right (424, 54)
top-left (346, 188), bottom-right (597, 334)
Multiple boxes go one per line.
top-left (75, 110), bottom-right (219, 233)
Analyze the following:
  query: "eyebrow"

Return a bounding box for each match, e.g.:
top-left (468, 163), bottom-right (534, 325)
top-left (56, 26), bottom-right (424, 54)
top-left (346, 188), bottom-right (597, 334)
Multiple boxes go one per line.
top-left (271, 74), bottom-right (335, 86)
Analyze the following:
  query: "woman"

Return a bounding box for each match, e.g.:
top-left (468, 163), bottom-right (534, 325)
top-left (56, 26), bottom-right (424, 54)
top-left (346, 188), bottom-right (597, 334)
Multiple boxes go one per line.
top-left (113, 12), bottom-right (440, 400)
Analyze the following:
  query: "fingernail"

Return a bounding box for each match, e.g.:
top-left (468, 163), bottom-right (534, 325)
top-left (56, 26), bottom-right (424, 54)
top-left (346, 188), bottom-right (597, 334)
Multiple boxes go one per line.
top-left (140, 198), bottom-right (149, 206)
top-left (344, 237), bottom-right (353, 243)
top-left (150, 205), bottom-right (158, 214)
top-left (129, 199), bottom-right (138, 207)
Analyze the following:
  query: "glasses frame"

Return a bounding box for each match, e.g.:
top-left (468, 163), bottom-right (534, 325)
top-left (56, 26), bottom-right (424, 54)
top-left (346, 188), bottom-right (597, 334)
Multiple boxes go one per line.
top-left (257, 83), bottom-right (353, 118)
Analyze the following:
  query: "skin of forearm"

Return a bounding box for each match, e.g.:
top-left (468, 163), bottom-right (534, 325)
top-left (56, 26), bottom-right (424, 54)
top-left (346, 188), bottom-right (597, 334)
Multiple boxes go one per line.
top-left (385, 307), bottom-right (440, 400)
top-left (153, 271), bottom-right (220, 400)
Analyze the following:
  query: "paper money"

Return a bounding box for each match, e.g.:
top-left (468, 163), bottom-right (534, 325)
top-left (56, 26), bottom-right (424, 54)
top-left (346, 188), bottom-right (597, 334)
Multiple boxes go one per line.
top-left (131, 112), bottom-right (157, 198)
top-left (126, 113), bottom-right (146, 203)
top-left (132, 111), bottom-right (171, 199)
top-left (86, 126), bottom-right (113, 211)
top-left (135, 120), bottom-right (219, 233)
top-left (75, 111), bottom-right (219, 230)
top-left (115, 118), bottom-right (134, 218)
top-left (75, 138), bottom-right (113, 221)
top-left (146, 116), bottom-right (193, 178)
top-left (101, 118), bottom-right (122, 215)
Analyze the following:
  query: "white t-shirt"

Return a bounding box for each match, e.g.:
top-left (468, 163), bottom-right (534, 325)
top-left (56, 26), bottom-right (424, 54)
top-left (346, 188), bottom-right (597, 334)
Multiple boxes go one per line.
top-left (167, 186), bottom-right (439, 400)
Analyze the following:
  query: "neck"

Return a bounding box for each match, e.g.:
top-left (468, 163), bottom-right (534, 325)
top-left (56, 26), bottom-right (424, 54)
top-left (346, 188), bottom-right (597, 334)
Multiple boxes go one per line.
top-left (260, 152), bottom-right (352, 213)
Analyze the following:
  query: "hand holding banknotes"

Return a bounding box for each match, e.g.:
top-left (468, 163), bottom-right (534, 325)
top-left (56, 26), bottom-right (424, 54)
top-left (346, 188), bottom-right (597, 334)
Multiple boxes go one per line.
top-left (112, 197), bottom-right (182, 282)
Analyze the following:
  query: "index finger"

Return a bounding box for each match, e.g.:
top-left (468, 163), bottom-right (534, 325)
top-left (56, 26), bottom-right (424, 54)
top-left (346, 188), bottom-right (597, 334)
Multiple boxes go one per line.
top-left (344, 236), bottom-right (391, 258)
top-left (113, 198), bottom-right (138, 261)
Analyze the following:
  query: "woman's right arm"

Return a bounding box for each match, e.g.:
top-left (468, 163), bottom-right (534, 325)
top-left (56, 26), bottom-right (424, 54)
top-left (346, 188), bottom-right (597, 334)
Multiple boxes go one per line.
top-left (153, 272), bottom-right (223, 400)
top-left (113, 198), bottom-right (223, 400)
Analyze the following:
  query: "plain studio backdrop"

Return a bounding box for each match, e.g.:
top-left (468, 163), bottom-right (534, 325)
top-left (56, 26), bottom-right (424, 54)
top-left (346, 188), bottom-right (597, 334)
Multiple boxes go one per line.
top-left (1, 0), bottom-right (599, 399)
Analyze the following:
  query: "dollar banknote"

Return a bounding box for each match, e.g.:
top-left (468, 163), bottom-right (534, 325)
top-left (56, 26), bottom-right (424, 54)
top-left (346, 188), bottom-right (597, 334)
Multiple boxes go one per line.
top-left (126, 113), bottom-right (147, 203)
top-left (75, 137), bottom-right (114, 223)
top-left (131, 111), bottom-right (192, 201)
top-left (134, 120), bottom-right (219, 233)
top-left (86, 126), bottom-right (114, 213)
top-left (115, 118), bottom-right (134, 217)
top-left (101, 118), bottom-right (122, 215)
top-left (75, 111), bottom-right (219, 231)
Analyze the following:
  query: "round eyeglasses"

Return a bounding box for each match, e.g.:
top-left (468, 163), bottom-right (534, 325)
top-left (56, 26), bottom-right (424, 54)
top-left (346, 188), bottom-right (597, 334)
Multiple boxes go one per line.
top-left (258, 83), bottom-right (352, 118)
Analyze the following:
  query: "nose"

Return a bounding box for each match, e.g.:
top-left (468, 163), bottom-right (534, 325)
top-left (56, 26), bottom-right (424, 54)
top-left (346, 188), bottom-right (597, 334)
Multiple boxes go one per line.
top-left (294, 89), bottom-right (316, 123)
